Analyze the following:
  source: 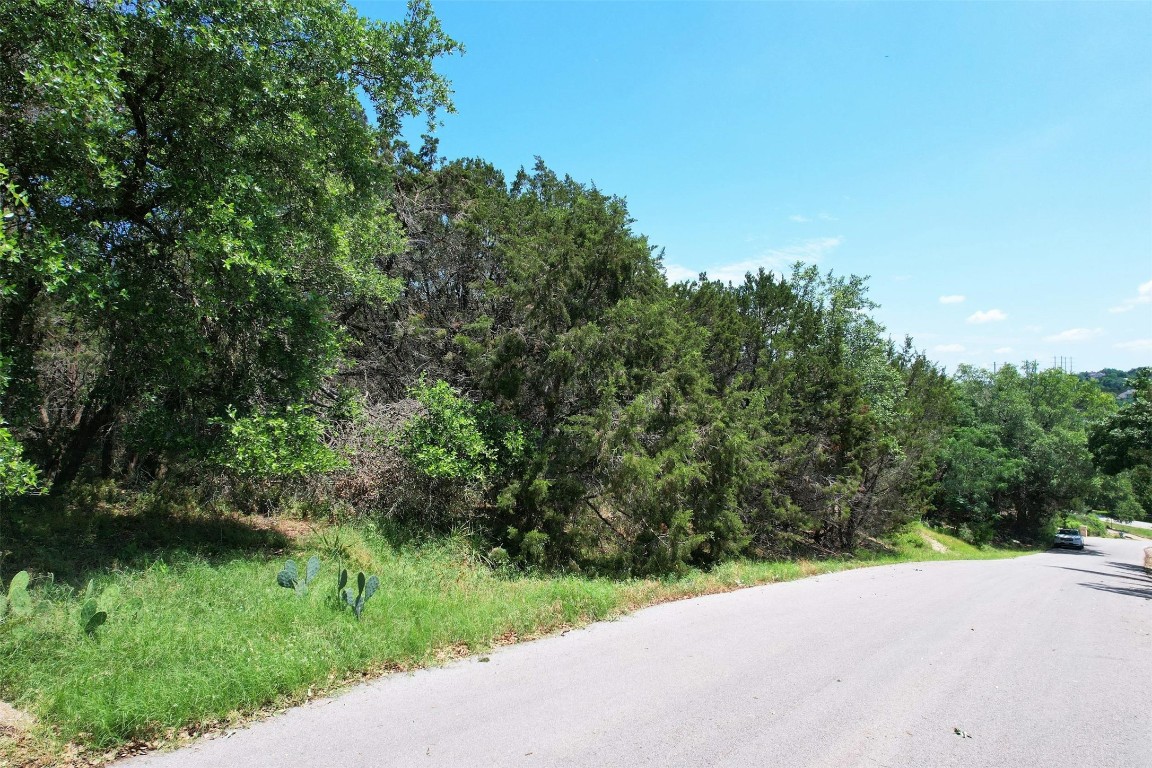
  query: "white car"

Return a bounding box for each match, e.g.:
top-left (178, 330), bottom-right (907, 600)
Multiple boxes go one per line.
top-left (1053, 528), bottom-right (1084, 550)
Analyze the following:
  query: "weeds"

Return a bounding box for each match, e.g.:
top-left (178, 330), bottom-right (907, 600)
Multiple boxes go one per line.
top-left (0, 519), bottom-right (1030, 764)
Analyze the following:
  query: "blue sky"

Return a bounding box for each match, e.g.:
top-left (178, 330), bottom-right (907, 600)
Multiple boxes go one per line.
top-left (356, 1), bottom-right (1152, 373)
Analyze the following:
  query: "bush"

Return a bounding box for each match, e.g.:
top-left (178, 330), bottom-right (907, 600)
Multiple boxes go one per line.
top-left (1066, 513), bottom-right (1106, 536)
top-left (215, 405), bottom-right (347, 478)
top-left (397, 379), bottom-right (525, 484)
top-left (0, 421), bottom-right (40, 497)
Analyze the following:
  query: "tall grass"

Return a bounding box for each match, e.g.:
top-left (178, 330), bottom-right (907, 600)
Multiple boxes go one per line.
top-left (1, 527), bottom-right (622, 748)
top-left (0, 520), bottom-right (1030, 763)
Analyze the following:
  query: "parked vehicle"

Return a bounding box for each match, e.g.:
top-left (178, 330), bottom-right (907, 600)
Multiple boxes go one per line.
top-left (1053, 528), bottom-right (1085, 550)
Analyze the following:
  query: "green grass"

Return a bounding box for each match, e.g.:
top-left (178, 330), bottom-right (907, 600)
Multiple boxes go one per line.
top-left (0, 517), bottom-right (1031, 765)
top-left (1106, 521), bottom-right (1152, 539)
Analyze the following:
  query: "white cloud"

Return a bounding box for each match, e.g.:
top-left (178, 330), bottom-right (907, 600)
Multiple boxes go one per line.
top-left (1114, 338), bottom-right (1152, 350)
top-left (939, 295), bottom-right (966, 304)
top-left (1043, 327), bottom-right (1103, 343)
top-left (761, 236), bottom-right (843, 265)
top-left (707, 259), bottom-right (785, 285)
top-left (788, 212), bottom-right (837, 223)
top-left (662, 263), bottom-right (700, 283)
top-left (1109, 278), bottom-right (1152, 313)
top-left (933, 343), bottom-right (966, 353)
top-left (665, 237), bottom-right (844, 286)
top-left (967, 309), bottom-right (1007, 324)
top-left (892, 274), bottom-right (912, 283)
top-left (1024, 324), bottom-right (1042, 333)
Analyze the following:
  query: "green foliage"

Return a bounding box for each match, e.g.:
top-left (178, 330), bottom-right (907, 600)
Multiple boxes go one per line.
top-left (0, 0), bottom-right (459, 488)
top-left (932, 425), bottom-right (1018, 544)
top-left (355, 157), bottom-right (956, 572)
top-left (1088, 370), bottom-right (1151, 520)
top-left (486, 547), bottom-right (511, 568)
top-left (0, 168), bottom-right (41, 496)
top-left (1088, 472), bottom-right (1147, 522)
top-left (276, 555), bottom-right (321, 596)
top-left (672, 267), bottom-right (950, 558)
top-left (932, 364), bottom-right (1116, 540)
top-left (217, 405), bottom-right (347, 478)
top-left (398, 379), bottom-right (522, 482)
top-left (1079, 367), bottom-right (1144, 396)
top-left (1063, 513), bottom-right (1106, 537)
top-left (0, 417), bottom-right (40, 496)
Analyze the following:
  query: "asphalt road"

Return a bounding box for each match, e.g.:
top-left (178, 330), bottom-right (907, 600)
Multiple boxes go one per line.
top-left (123, 537), bottom-right (1152, 768)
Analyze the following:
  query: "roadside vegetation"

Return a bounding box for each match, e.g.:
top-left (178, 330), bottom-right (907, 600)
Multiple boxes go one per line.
top-left (1104, 521), bottom-right (1152, 540)
top-left (1063, 513), bottom-right (1108, 537)
top-left (0, 505), bottom-right (1029, 766)
top-left (0, 1), bottom-right (1148, 766)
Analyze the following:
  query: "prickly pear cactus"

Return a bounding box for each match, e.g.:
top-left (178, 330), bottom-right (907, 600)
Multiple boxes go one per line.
top-left (80, 598), bottom-right (107, 637)
top-left (277, 560), bottom-right (300, 590)
top-left (363, 575), bottom-right (379, 604)
top-left (1, 571), bottom-right (32, 621)
top-left (340, 571), bottom-right (380, 620)
top-left (277, 556), bottom-right (321, 596)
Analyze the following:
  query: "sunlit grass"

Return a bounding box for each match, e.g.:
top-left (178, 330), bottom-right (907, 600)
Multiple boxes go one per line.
top-left (1107, 521), bottom-right (1152, 539)
top-left (0, 521), bottom-right (1031, 763)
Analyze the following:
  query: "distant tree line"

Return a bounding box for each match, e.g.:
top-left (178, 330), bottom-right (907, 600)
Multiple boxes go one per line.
top-left (1078, 368), bottom-right (1144, 397)
top-left (2, 0), bottom-right (1147, 574)
top-left (929, 364), bottom-right (1149, 542)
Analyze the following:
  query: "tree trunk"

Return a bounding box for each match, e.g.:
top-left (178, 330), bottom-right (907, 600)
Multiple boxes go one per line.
top-left (49, 402), bottom-right (116, 492)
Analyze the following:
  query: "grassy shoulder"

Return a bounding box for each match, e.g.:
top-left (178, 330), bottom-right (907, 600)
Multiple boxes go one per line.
top-left (0, 514), bottom-right (1031, 767)
top-left (1105, 521), bottom-right (1152, 539)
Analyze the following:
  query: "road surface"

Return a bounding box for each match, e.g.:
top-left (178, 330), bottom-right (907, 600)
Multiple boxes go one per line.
top-left (123, 537), bottom-right (1152, 768)
top-left (1102, 516), bottom-right (1152, 531)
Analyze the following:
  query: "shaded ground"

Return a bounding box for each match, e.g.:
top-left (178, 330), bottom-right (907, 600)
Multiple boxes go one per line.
top-left (1, 495), bottom-right (294, 588)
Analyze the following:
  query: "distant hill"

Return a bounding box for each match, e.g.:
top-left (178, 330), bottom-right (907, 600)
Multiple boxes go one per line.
top-left (1077, 367), bottom-right (1145, 396)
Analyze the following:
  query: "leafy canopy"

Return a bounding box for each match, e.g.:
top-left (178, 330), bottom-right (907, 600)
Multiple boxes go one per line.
top-left (0, 0), bottom-right (460, 487)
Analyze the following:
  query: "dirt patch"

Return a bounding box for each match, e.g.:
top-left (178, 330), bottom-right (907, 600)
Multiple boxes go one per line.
top-left (0, 702), bottom-right (32, 736)
top-left (243, 515), bottom-right (314, 541)
top-left (920, 532), bottom-right (949, 553)
top-left (0, 701), bottom-right (50, 768)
